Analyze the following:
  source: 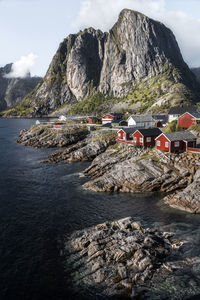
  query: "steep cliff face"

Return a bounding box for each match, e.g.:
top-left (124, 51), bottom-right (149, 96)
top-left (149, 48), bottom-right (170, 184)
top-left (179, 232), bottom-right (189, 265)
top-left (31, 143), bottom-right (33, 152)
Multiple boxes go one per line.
top-left (5, 9), bottom-right (199, 117)
top-left (0, 64), bottom-right (42, 112)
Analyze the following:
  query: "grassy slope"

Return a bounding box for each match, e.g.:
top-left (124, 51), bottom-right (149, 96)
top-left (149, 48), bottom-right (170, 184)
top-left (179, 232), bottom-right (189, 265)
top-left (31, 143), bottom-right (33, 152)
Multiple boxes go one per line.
top-left (1, 63), bottom-right (199, 117)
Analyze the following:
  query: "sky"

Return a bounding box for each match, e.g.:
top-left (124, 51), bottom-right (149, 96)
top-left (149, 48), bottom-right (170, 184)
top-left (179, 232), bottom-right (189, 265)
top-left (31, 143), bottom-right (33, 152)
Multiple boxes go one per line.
top-left (0, 0), bottom-right (200, 77)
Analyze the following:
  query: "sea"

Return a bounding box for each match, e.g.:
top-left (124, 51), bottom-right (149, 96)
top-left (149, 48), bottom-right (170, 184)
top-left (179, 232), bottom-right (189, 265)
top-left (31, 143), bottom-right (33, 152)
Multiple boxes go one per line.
top-left (0, 118), bottom-right (200, 300)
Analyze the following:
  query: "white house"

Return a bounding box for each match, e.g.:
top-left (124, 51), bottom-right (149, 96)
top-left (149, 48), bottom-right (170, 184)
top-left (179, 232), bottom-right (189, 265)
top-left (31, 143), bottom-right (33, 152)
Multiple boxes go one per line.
top-left (127, 115), bottom-right (155, 128)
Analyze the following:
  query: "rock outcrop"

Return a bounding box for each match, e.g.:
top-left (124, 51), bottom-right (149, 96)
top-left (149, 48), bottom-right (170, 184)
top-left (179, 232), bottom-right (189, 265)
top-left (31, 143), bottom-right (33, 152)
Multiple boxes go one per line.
top-left (17, 123), bottom-right (200, 213)
top-left (164, 169), bottom-right (200, 213)
top-left (17, 124), bottom-right (89, 148)
top-left (7, 9), bottom-right (199, 117)
top-left (0, 63), bottom-right (41, 112)
top-left (63, 217), bottom-right (174, 298)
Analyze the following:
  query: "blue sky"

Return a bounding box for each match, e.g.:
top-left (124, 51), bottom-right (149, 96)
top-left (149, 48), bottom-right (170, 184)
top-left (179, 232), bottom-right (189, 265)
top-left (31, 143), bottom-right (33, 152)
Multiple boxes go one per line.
top-left (1, 0), bottom-right (200, 77)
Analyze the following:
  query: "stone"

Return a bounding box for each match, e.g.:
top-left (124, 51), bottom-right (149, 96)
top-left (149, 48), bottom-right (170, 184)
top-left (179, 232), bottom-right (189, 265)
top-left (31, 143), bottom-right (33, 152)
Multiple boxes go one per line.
top-left (63, 217), bottom-right (174, 297)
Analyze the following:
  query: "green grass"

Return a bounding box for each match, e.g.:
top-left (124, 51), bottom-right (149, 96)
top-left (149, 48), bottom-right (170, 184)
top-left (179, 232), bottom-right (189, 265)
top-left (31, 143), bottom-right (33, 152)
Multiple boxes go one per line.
top-left (188, 124), bottom-right (200, 133)
top-left (163, 120), bottom-right (182, 133)
top-left (92, 132), bottom-right (116, 142)
top-left (70, 92), bottom-right (114, 115)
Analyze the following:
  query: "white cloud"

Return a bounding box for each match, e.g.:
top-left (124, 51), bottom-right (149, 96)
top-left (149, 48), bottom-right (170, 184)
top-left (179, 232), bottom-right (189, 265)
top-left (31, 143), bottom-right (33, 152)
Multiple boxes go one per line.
top-left (5, 53), bottom-right (38, 78)
top-left (75, 0), bottom-right (200, 67)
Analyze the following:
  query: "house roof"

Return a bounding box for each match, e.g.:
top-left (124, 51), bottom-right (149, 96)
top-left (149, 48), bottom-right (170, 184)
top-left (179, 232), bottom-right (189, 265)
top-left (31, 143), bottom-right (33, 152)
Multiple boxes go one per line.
top-left (118, 127), bottom-right (138, 134)
top-left (189, 111), bottom-right (200, 119)
top-left (123, 128), bottom-right (138, 134)
top-left (168, 105), bottom-right (198, 115)
top-left (128, 114), bottom-right (155, 123)
top-left (152, 114), bottom-right (168, 122)
top-left (136, 128), bottom-right (162, 137)
top-left (159, 131), bottom-right (196, 142)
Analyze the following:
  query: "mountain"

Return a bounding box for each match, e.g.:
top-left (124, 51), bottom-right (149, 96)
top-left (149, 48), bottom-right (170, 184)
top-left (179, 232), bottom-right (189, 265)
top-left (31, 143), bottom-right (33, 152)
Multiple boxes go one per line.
top-left (3, 9), bottom-right (200, 117)
top-left (0, 63), bottom-right (42, 112)
top-left (191, 67), bottom-right (200, 83)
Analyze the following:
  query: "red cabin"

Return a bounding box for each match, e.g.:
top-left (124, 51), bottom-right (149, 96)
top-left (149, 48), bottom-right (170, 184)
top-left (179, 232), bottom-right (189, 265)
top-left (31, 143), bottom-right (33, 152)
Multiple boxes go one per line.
top-left (178, 112), bottom-right (200, 129)
top-left (155, 131), bottom-right (197, 153)
top-left (117, 128), bottom-right (136, 142)
top-left (102, 113), bottom-right (124, 124)
top-left (133, 128), bottom-right (162, 147)
top-left (86, 116), bottom-right (98, 124)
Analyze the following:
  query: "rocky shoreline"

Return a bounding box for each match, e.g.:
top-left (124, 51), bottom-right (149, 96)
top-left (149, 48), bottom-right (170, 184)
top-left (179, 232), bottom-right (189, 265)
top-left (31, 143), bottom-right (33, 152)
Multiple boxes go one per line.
top-left (17, 124), bottom-right (200, 214)
top-left (63, 216), bottom-right (200, 299)
top-left (17, 124), bottom-right (200, 299)
top-left (63, 217), bottom-right (174, 298)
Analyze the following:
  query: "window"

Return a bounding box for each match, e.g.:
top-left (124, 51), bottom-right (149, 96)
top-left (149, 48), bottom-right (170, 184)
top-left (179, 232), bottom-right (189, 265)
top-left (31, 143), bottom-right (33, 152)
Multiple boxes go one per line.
top-left (146, 137), bottom-right (151, 142)
top-left (165, 142), bottom-right (169, 148)
top-left (157, 141), bottom-right (160, 146)
top-left (140, 137), bottom-right (143, 143)
top-left (174, 141), bottom-right (179, 147)
top-left (118, 133), bottom-right (121, 137)
top-left (134, 137), bottom-right (137, 142)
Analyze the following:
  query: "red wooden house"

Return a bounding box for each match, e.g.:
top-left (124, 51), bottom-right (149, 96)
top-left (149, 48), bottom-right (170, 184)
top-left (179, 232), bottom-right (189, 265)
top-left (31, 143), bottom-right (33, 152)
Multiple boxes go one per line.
top-left (86, 116), bottom-right (98, 124)
top-left (178, 112), bottom-right (200, 129)
top-left (117, 128), bottom-right (137, 143)
top-left (133, 128), bottom-right (162, 147)
top-left (102, 112), bottom-right (124, 124)
top-left (155, 131), bottom-right (196, 152)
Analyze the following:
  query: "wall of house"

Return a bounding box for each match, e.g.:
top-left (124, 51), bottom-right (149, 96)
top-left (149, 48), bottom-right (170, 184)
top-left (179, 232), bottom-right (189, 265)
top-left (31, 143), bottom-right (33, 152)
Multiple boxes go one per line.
top-left (128, 118), bottom-right (136, 127)
top-left (144, 135), bottom-right (157, 147)
top-left (156, 134), bottom-right (170, 152)
top-left (170, 140), bottom-right (185, 152)
top-left (133, 131), bottom-right (144, 146)
top-left (188, 140), bottom-right (197, 148)
top-left (126, 133), bottom-right (133, 140)
top-left (117, 129), bottom-right (124, 140)
top-left (102, 114), bottom-right (114, 124)
top-left (168, 114), bottom-right (179, 123)
top-left (178, 113), bottom-right (196, 129)
top-left (154, 121), bottom-right (162, 127)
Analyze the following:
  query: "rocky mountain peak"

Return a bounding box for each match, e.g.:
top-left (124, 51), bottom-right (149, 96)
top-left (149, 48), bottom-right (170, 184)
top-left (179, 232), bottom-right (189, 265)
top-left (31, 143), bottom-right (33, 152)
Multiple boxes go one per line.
top-left (0, 63), bottom-right (42, 111)
top-left (3, 9), bottom-right (199, 117)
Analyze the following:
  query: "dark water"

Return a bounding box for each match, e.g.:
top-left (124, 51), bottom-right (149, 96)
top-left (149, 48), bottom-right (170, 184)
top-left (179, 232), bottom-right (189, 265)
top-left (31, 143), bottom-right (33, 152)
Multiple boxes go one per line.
top-left (0, 118), bottom-right (200, 300)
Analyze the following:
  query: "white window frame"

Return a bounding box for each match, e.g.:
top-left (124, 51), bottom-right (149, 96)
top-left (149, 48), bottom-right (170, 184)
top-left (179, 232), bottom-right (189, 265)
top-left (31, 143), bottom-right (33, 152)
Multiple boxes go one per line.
top-left (140, 137), bottom-right (143, 143)
top-left (174, 141), bottom-right (180, 147)
top-left (157, 141), bottom-right (160, 146)
top-left (118, 133), bottom-right (121, 137)
top-left (165, 142), bottom-right (169, 148)
top-left (146, 137), bottom-right (151, 142)
top-left (133, 137), bottom-right (137, 142)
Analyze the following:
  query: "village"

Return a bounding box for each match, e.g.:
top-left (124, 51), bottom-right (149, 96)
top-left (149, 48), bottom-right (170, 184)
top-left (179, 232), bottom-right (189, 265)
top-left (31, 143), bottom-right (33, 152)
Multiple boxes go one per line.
top-left (51, 105), bottom-right (200, 154)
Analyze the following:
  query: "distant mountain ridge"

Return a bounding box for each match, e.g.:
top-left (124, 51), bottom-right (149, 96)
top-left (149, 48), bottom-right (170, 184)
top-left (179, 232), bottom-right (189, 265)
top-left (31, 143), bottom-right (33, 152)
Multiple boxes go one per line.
top-left (3, 9), bottom-right (200, 117)
top-left (0, 63), bottom-right (41, 112)
top-left (191, 67), bottom-right (200, 83)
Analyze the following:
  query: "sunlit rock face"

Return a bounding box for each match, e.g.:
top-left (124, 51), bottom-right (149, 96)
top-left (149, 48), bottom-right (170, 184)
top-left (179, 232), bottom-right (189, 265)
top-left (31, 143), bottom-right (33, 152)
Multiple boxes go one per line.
top-left (8, 9), bottom-right (199, 116)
